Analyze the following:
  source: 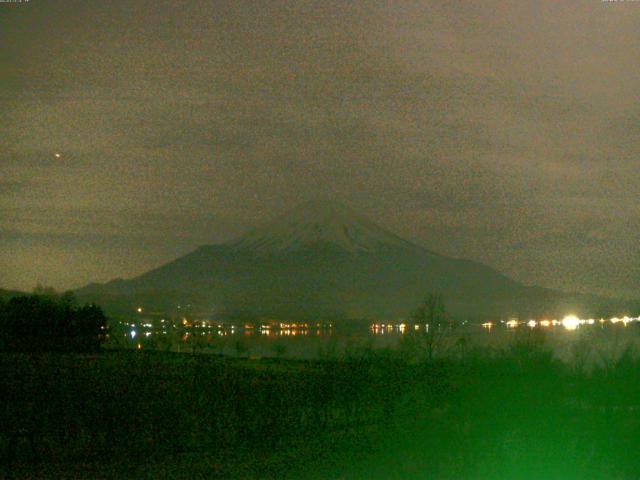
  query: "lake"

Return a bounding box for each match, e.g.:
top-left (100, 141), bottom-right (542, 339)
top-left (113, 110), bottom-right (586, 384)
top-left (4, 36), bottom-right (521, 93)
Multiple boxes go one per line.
top-left (106, 314), bottom-right (640, 366)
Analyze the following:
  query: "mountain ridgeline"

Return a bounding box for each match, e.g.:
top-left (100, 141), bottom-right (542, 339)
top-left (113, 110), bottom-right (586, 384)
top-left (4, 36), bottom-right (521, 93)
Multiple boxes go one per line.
top-left (77, 202), bottom-right (627, 321)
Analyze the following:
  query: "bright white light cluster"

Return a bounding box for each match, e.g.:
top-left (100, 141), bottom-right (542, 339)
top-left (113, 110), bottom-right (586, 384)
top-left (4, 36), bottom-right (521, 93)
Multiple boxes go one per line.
top-left (497, 315), bottom-right (640, 331)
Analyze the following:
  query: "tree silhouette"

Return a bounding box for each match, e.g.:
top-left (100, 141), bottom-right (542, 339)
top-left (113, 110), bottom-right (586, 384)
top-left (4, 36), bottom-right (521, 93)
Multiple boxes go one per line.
top-left (0, 288), bottom-right (107, 352)
top-left (234, 339), bottom-right (248, 358)
top-left (410, 293), bottom-right (449, 361)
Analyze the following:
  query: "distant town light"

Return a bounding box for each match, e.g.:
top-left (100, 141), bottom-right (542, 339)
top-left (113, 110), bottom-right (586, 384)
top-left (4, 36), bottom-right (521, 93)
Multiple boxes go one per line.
top-left (527, 320), bottom-right (537, 328)
top-left (136, 307), bottom-right (143, 313)
top-left (562, 315), bottom-right (580, 331)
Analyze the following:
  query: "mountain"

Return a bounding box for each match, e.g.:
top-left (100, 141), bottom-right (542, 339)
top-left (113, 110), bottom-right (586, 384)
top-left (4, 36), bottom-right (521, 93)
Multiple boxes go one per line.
top-left (77, 201), bottom-right (627, 321)
top-left (230, 202), bottom-right (416, 253)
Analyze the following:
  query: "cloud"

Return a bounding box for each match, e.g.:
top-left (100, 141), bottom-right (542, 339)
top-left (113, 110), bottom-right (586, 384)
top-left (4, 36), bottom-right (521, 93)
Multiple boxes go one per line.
top-left (0, 180), bottom-right (31, 196)
top-left (1, 0), bottom-right (638, 297)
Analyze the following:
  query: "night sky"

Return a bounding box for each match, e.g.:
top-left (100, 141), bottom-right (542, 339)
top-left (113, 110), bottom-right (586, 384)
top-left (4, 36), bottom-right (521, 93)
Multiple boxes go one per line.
top-left (1, 1), bottom-right (638, 299)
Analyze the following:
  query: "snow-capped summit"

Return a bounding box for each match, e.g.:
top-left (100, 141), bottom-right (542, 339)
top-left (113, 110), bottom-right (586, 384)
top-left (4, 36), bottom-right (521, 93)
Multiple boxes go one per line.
top-left (229, 200), bottom-right (417, 253)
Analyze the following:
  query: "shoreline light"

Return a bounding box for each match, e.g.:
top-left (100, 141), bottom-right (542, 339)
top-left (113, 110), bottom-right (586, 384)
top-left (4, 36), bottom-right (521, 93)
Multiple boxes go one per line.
top-left (561, 315), bottom-right (580, 331)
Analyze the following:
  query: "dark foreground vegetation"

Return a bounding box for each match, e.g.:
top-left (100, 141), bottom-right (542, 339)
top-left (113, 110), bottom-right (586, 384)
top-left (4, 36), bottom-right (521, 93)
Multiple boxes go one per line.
top-left (0, 289), bottom-right (106, 353)
top-left (2, 340), bottom-right (640, 480)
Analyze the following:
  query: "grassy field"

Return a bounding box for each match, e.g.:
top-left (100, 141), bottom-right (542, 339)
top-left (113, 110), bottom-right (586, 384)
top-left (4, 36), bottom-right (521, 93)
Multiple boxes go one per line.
top-left (2, 343), bottom-right (640, 479)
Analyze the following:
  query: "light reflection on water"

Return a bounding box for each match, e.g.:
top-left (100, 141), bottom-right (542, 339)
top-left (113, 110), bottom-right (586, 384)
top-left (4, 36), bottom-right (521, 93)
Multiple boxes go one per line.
top-left (107, 315), bottom-right (640, 363)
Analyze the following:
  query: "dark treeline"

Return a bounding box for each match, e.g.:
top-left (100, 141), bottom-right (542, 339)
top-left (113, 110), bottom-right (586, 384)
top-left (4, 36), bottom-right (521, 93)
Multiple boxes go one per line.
top-left (0, 287), bottom-right (107, 353)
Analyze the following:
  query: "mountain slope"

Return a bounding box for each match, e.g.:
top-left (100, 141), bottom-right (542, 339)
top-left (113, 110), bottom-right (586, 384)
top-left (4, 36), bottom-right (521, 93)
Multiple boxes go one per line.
top-left (77, 201), bottom-right (623, 320)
